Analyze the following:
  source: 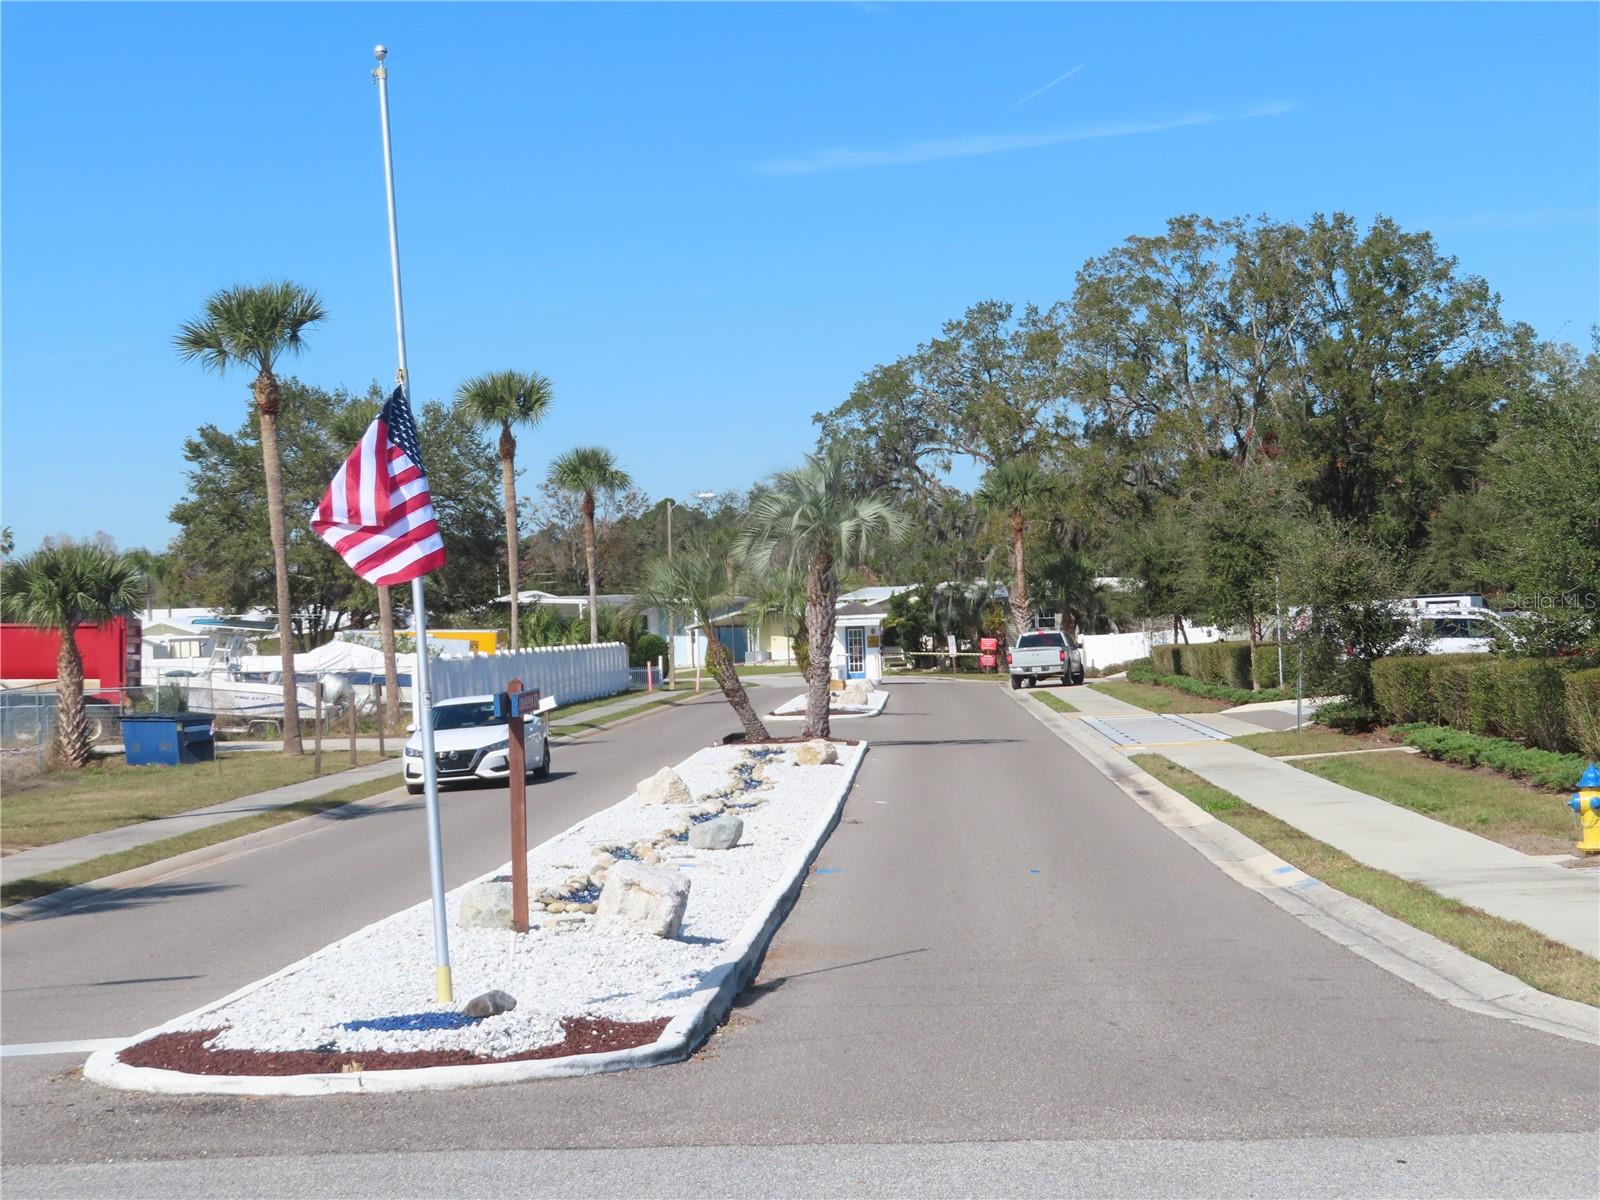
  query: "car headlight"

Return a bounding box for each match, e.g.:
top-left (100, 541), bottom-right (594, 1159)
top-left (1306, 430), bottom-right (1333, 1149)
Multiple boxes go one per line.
top-left (482, 739), bottom-right (508, 754)
top-left (404, 746), bottom-right (422, 758)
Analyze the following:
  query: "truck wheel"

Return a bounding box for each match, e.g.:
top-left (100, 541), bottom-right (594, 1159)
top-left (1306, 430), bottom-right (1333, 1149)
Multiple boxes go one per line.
top-left (406, 783), bottom-right (423, 795)
top-left (1070, 670), bottom-right (1085, 686)
top-left (1009, 675), bottom-right (1021, 691)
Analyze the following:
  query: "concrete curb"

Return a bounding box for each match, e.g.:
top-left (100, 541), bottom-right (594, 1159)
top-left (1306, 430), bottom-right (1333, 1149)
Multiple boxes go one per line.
top-left (767, 691), bottom-right (889, 721)
top-left (82, 744), bottom-right (870, 1096)
top-left (1011, 689), bottom-right (1600, 1046)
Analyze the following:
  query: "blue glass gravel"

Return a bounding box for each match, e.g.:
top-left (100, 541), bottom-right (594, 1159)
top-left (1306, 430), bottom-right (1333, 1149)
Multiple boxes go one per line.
top-left (342, 1011), bottom-right (480, 1032)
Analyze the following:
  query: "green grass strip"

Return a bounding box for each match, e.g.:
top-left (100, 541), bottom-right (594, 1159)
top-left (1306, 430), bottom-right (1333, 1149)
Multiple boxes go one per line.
top-left (550, 694), bottom-right (689, 737)
top-left (1129, 752), bottom-right (1600, 1008)
top-left (1031, 691), bottom-right (1079, 714)
top-left (2, 751), bottom-right (394, 852)
top-left (1127, 663), bottom-right (1294, 705)
top-left (0, 773), bottom-right (403, 907)
top-left (1233, 727), bottom-right (1391, 757)
top-left (1089, 679), bottom-right (1234, 713)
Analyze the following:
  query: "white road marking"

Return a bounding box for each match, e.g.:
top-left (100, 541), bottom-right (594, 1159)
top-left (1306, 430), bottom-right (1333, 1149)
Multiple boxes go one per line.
top-left (1, 1037), bottom-right (130, 1058)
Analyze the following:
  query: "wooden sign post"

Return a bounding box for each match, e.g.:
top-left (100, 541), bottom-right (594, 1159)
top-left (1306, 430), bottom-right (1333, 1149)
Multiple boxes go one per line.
top-left (493, 679), bottom-right (542, 934)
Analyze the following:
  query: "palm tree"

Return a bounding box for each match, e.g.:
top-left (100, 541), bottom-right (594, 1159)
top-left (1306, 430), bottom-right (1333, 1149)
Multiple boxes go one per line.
top-left (741, 562), bottom-right (809, 671)
top-left (176, 281), bottom-right (326, 755)
top-left (456, 370), bottom-right (554, 650)
top-left (548, 447), bottom-right (633, 644)
top-left (975, 459), bottom-right (1059, 639)
top-left (630, 539), bottom-right (769, 741)
top-left (1, 545), bottom-right (144, 768)
top-left (741, 448), bottom-right (910, 738)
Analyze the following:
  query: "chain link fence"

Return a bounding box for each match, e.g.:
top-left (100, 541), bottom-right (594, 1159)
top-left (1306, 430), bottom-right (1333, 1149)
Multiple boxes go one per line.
top-left (1, 670), bottom-right (407, 783)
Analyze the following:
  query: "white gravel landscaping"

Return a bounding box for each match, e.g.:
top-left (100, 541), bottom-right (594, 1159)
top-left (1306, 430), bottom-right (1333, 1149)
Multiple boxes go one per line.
top-left (88, 740), bottom-right (866, 1091)
top-left (769, 687), bottom-right (889, 720)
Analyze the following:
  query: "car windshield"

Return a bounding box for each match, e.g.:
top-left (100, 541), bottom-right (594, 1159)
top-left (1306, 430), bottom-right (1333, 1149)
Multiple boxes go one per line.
top-left (1421, 618), bottom-right (1486, 639)
top-left (1016, 633), bottom-right (1064, 649)
top-left (431, 702), bottom-right (499, 731)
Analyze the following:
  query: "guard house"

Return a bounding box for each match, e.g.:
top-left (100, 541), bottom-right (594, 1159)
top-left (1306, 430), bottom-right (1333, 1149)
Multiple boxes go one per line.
top-left (830, 602), bottom-right (886, 681)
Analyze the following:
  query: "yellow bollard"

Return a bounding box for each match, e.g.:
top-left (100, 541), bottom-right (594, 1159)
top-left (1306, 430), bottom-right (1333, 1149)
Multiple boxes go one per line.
top-left (1568, 764), bottom-right (1600, 855)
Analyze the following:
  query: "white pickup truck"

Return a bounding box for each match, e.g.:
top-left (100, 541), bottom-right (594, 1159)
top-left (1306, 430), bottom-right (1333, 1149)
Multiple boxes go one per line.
top-left (1007, 630), bottom-right (1086, 690)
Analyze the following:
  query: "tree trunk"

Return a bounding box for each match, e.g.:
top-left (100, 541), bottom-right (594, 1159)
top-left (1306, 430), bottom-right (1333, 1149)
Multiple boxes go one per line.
top-left (581, 492), bottom-right (599, 644)
top-left (704, 628), bottom-right (770, 741)
top-left (54, 627), bottom-right (91, 768)
top-left (1008, 509), bottom-right (1030, 637)
top-left (803, 550), bottom-right (838, 739)
top-left (255, 373), bottom-right (303, 755)
top-left (376, 584), bottom-right (401, 729)
top-left (499, 425), bottom-right (520, 650)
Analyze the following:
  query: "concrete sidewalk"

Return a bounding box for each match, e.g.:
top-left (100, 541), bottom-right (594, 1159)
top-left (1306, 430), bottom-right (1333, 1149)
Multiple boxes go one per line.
top-left (1154, 739), bottom-right (1600, 958)
top-left (0, 758), bottom-right (402, 888)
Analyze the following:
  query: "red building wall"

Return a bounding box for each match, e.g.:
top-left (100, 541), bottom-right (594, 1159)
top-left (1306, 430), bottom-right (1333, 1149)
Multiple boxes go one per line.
top-left (0, 618), bottom-right (141, 698)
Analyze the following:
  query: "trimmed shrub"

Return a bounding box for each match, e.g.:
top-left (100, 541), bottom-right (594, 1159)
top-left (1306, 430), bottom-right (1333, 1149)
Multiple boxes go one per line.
top-left (630, 633), bottom-right (668, 669)
top-left (1562, 667), bottom-right (1600, 760)
top-left (1430, 658), bottom-right (1479, 732)
top-left (1191, 642), bottom-right (1256, 690)
top-left (1087, 660), bottom-right (1136, 679)
top-left (1316, 699), bottom-right (1380, 732)
top-left (1150, 644), bottom-right (1182, 676)
top-left (1370, 654), bottom-right (1485, 726)
top-left (1151, 641), bottom-right (1256, 689)
top-left (1251, 643), bottom-right (1287, 691)
top-left (1473, 659), bottom-right (1574, 752)
top-left (1397, 723), bottom-right (1588, 791)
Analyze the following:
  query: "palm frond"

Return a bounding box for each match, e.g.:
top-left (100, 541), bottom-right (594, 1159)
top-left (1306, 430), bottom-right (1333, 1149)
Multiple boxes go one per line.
top-left (174, 281), bottom-right (326, 376)
top-left (456, 370), bottom-right (554, 429)
top-left (548, 445), bottom-right (632, 497)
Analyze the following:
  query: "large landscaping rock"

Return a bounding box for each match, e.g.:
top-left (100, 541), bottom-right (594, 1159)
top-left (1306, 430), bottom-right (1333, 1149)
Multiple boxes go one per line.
top-left (793, 739), bottom-right (839, 766)
top-left (461, 989), bottom-right (517, 1018)
top-left (688, 814), bottom-right (744, 850)
top-left (457, 881), bottom-right (514, 931)
top-left (637, 766), bottom-right (693, 806)
top-left (592, 862), bottom-right (691, 938)
top-left (837, 682), bottom-right (872, 707)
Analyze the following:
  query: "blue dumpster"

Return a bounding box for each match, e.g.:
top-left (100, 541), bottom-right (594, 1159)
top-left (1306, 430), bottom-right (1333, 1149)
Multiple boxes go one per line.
top-left (121, 713), bottom-right (217, 766)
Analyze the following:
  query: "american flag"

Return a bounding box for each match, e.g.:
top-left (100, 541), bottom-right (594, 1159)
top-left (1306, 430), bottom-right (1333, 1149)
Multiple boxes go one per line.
top-left (312, 386), bottom-right (446, 585)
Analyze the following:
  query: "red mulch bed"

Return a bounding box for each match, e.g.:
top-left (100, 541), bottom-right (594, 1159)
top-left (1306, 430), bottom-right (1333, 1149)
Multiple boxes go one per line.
top-left (117, 1015), bottom-right (670, 1076)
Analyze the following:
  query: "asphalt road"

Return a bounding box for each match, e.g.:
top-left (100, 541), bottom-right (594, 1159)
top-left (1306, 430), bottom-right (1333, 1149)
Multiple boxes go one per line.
top-left (3, 680), bottom-right (1597, 1198)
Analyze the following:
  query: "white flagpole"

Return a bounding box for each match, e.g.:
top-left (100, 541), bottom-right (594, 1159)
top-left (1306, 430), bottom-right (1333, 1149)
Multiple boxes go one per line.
top-left (372, 43), bottom-right (452, 1004)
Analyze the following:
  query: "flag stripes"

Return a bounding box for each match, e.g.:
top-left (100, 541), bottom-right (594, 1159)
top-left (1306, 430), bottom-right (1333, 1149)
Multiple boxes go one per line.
top-left (312, 387), bottom-right (446, 586)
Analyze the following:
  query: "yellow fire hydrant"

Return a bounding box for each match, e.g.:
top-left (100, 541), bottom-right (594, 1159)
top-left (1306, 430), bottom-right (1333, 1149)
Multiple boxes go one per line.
top-left (1569, 764), bottom-right (1600, 855)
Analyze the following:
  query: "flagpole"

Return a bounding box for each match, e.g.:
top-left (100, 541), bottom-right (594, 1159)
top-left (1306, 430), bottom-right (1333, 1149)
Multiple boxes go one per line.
top-left (373, 43), bottom-right (452, 1004)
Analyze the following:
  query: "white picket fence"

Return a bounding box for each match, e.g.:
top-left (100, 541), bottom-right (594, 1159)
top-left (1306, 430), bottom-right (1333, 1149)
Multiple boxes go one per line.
top-left (428, 642), bottom-right (630, 706)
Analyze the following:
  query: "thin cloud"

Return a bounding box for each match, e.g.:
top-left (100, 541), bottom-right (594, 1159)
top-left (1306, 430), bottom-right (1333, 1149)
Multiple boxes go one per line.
top-left (1013, 63), bottom-right (1085, 109)
top-left (754, 102), bottom-right (1296, 177)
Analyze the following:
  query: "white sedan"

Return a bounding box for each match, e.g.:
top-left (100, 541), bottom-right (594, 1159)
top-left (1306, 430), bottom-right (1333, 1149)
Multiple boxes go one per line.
top-left (403, 695), bottom-right (551, 795)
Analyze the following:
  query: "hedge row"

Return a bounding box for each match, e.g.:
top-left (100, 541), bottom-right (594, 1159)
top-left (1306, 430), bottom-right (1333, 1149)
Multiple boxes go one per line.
top-left (1370, 657), bottom-right (1600, 755)
top-left (1394, 723), bottom-right (1589, 792)
top-left (1150, 641), bottom-right (1258, 691)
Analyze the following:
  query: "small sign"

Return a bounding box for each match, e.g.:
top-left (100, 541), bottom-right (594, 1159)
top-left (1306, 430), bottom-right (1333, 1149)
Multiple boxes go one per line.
top-left (492, 688), bottom-right (542, 719)
top-left (866, 635), bottom-right (880, 647)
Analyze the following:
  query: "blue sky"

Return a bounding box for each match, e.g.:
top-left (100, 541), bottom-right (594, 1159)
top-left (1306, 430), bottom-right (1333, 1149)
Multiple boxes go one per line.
top-left (3, 2), bottom-right (1596, 554)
